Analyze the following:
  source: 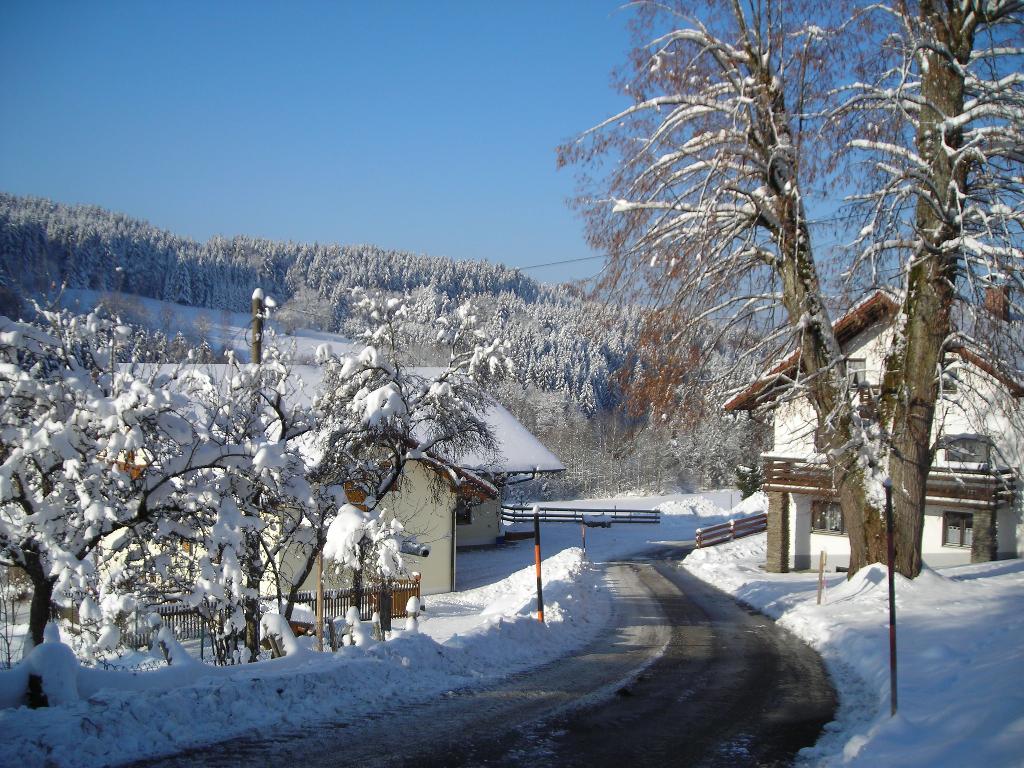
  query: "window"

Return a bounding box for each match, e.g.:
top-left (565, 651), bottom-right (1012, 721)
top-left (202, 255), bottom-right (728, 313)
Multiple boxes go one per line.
top-left (939, 358), bottom-right (960, 396)
top-left (811, 500), bottom-right (845, 534)
top-left (943, 512), bottom-right (973, 548)
top-left (455, 500), bottom-right (473, 526)
top-left (847, 358), bottom-right (868, 388)
top-left (943, 436), bottom-right (991, 464)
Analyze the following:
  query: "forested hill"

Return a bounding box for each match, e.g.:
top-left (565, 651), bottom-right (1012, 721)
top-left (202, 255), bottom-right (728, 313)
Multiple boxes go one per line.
top-left (0, 192), bottom-right (562, 310)
top-left (0, 192), bottom-right (640, 414)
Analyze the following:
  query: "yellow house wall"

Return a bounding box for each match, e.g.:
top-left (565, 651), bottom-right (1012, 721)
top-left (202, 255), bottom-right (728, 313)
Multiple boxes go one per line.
top-left (457, 497), bottom-right (501, 547)
top-left (380, 461), bottom-right (456, 596)
top-left (268, 462), bottom-right (468, 599)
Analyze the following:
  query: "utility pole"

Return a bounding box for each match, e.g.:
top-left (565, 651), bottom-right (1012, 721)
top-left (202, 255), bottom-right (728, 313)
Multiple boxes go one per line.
top-left (251, 288), bottom-right (264, 364)
top-left (244, 287), bottom-right (265, 661)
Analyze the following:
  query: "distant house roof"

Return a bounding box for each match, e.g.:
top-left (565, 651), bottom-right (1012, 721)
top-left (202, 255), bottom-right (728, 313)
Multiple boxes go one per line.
top-left (438, 401), bottom-right (565, 476)
top-left (725, 290), bottom-right (1024, 411)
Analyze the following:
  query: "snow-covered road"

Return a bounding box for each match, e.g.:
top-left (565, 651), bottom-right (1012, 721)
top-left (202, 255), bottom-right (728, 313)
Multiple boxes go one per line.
top-left (130, 544), bottom-right (835, 768)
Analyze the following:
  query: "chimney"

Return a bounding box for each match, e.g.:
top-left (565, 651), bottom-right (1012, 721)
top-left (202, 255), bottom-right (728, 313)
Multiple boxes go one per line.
top-left (984, 284), bottom-right (1010, 322)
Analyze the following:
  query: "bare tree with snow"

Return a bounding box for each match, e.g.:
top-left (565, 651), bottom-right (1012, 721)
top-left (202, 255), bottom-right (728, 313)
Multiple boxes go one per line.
top-left (560, 0), bottom-right (1023, 577)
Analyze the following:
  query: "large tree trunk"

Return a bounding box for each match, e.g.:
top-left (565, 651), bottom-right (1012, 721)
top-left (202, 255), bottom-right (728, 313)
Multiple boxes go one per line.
top-left (876, 3), bottom-right (973, 578)
top-left (759, 54), bottom-right (888, 579)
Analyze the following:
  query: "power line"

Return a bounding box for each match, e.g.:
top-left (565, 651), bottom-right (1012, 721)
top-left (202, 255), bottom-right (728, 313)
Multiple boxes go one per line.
top-left (517, 254), bottom-right (606, 271)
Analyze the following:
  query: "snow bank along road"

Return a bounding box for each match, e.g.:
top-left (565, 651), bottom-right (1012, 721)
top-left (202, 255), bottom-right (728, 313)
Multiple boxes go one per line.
top-left (134, 546), bottom-right (836, 768)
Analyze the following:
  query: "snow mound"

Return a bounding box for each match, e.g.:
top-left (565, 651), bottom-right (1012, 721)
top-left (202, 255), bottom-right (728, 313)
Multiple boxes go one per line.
top-left (656, 496), bottom-right (727, 518)
top-left (0, 546), bottom-right (608, 768)
top-left (729, 490), bottom-right (768, 517)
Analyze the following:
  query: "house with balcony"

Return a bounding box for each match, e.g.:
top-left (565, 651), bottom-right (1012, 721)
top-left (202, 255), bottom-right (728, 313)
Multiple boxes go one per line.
top-left (725, 291), bottom-right (1023, 572)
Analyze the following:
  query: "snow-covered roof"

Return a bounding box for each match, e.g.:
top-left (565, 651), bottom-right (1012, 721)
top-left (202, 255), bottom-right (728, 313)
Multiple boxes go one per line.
top-left (445, 401), bottom-right (564, 476)
top-left (724, 290), bottom-right (1024, 411)
top-left (134, 363), bottom-right (563, 475)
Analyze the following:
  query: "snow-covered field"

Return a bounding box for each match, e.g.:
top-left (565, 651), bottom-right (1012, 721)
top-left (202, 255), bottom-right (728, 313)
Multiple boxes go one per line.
top-left (60, 288), bottom-right (355, 361)
top-left (0, 492), bottom-right (728, 768)
top-left (684, 523), bottom-right (1024, 768)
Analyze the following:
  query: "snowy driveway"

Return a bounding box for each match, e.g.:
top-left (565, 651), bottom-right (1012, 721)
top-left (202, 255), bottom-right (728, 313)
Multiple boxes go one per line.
top-left (133, 545), bottom-right (835, 768)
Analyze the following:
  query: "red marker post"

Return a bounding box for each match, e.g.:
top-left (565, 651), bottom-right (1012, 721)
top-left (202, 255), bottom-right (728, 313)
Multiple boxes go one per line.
top-left (534, 510), bottom-right (544, 623)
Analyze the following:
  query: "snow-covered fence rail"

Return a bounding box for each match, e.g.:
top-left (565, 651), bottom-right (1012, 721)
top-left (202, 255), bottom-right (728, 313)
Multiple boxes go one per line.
top-left (292, 579), bottom-right (422, 625)
top-left (500, 505), bottom-right (660, 525)
top-left (695, 512), bottom-right (768, 548)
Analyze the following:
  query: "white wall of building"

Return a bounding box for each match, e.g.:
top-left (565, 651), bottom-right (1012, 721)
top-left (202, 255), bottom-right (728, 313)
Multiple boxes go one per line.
top-left (787, 494), bottom-right (1009, 571)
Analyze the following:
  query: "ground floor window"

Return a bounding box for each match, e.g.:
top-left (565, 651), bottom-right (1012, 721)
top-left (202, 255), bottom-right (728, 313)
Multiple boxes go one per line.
top-left (811, 500), bottom-right (845, 534)
top-left (943, 511), bottom-right (973, 548)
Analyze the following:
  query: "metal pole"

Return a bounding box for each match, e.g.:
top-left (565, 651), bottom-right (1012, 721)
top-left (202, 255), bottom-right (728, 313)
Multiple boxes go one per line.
top-left (581, 524), bottom-right (586, 558)
top-left (885, 482), bottom-right (898, 716)
top-left (316, 553), bottom-right (325, 652)
top-left (534, 512), bottom-right (544, 623)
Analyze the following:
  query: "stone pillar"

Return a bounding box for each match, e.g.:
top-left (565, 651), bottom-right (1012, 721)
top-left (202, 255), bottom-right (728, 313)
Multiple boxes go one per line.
top-left (765, 492), bottom-right (790, 573)
top-left (971, 507), bottom-right (997, 563)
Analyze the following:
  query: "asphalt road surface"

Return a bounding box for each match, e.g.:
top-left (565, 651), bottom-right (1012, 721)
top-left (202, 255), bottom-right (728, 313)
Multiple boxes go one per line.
top-left (132, 546), bottom-right (836, 768)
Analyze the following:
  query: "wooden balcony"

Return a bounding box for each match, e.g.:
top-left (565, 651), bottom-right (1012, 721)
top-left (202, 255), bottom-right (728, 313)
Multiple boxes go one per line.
top-left (763, 454), bottom-right (1016, 510)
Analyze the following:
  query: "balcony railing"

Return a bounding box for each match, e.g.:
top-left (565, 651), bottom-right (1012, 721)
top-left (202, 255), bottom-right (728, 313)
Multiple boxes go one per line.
top-left (763, 454), bottom-right (1016, 510)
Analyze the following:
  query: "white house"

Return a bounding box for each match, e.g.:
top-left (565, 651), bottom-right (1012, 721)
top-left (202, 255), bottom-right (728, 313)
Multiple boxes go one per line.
top-left (725, 291), bottom-right (1023, 571)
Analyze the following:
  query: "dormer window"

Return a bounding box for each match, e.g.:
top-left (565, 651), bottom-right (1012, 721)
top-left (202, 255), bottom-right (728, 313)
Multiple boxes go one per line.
top-left (942, 435), bottom-right (992, 464)
top-left (847, 358), bottom-right (868, 388)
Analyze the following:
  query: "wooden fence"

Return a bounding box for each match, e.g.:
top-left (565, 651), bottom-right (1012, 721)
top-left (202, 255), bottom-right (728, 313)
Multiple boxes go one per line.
top-left (59, 578), bottom-right (422, 650)
top-left (291, 578), bottom-right (422, 632)
top-left (121, 603), bottom-right (206, 649)
top-left (695, 512), bottom-right (768, 549)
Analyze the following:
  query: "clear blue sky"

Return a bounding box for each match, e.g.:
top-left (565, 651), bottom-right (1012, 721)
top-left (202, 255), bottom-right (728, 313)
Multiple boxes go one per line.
top-left (0, 2), bottom-right (635, 284)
